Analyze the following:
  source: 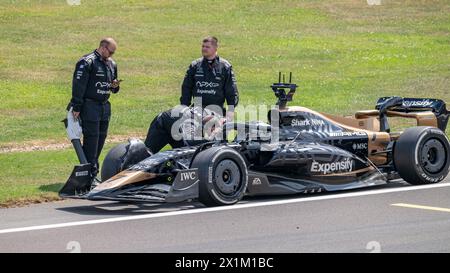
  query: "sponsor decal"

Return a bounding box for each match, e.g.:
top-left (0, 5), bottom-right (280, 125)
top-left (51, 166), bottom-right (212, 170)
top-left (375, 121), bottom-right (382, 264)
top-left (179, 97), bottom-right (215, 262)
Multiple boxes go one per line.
top-left (95, 81), bottom-right (112, 94)
top-left (310, 158), bottom-right (354, 175)
top-left (352, 143), bottom-right (368, 150)
top-left (328, 131), bottom-right (367, 137)
top-left (196, 81), bottom-right (219, 88)
top-left (95, 81), bottom-right (111, 89)
top-left (97, 89), bottom-right (111, 94)
top-left (180, 171), bottom-right (196, 182)
top-left (291, 118), bottom-right (325, 127)
top-left (403, 99), bottom-right (433, 108)
top-left (421, 173), bottom-right (443, 183)
top-left (208, 166), bottom-right (213, 183)
top-left (196, 89), bottom-right (216, 95)
top-left (252, 177), bottom-right (262, 185)
top-left (75, 171), bottom-right (89, 177)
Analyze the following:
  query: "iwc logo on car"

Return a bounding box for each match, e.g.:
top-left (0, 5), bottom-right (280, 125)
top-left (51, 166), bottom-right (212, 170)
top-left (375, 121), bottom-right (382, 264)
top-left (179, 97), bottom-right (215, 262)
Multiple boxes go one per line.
top-left (180, 171), bottom-right (196, 182)
top-left (310, 158), bottom-right (354, 175)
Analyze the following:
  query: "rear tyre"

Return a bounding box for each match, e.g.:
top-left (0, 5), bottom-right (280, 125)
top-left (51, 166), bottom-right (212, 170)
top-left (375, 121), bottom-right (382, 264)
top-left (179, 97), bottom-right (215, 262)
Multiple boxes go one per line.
top-left (394, 126), bottom-right (450, 185)
top-left (191, 146), bottom-right (248, 206)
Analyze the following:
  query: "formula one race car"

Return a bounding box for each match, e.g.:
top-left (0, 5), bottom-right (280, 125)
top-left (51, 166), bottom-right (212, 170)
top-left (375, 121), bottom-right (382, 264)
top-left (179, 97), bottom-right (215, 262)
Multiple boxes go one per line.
top-left (60, 73), bottom-right (450, 206)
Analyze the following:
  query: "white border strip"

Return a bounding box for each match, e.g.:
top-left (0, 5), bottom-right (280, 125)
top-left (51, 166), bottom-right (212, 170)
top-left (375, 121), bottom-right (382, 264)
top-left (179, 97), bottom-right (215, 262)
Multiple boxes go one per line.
top-left (391, 203), bottom-right (450, 213)
top-left (1, 183), bottom-right (449, 235)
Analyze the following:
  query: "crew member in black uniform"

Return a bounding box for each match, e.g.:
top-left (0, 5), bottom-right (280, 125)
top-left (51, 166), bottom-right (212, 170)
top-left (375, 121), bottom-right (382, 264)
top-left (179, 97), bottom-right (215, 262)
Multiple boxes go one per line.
top-left (144, 36), bottom-right (239, 153)
top-left (67, 37), bottom-right (121, 177)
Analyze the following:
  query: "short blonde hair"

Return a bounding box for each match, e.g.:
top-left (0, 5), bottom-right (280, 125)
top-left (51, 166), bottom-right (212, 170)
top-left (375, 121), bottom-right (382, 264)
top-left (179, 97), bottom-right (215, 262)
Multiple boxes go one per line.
top-left (202, 36), bottom-right (218, 47)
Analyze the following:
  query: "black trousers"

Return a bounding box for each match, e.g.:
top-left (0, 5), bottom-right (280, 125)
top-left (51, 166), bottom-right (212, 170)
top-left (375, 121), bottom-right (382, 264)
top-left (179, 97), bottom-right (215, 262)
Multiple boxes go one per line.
top-left (144, 109), bottom-right (214, 154)
top-left (144, 110), bottom-right (184, 154)
top-left (80, 100), bottom-right (111, 176)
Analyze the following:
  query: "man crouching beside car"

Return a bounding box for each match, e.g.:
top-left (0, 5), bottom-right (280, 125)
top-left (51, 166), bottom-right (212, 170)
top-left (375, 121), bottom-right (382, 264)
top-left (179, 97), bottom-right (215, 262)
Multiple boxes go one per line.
top-left (145, 36), bottom-right (239, 153)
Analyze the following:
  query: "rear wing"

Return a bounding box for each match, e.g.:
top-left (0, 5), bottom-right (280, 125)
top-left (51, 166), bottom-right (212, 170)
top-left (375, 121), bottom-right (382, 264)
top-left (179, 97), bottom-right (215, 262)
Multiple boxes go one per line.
top-left (376, 97), bottom-right (450, 131)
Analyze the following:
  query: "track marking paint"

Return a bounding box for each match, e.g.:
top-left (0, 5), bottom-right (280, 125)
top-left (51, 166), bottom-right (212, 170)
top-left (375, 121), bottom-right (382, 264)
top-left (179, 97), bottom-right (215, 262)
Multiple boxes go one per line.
top-left (1, 183), bottom-right (449, 235)
top-left (391, 203), bottom-right (450, 213)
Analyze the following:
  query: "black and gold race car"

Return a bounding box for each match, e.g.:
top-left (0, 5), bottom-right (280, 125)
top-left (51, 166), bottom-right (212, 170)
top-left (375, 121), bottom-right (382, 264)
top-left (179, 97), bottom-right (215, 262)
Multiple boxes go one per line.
top-left (60, 75), bottom-right (450, 206)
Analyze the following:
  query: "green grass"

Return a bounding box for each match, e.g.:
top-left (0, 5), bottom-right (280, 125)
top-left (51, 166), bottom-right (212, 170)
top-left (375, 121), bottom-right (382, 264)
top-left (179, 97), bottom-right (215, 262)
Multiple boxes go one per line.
top-left (0, 148), bottom-right (76, 206)
top-left (0, 0), bottom-right (449, 205)
top-left (0, 143), bottom-right (114, 206)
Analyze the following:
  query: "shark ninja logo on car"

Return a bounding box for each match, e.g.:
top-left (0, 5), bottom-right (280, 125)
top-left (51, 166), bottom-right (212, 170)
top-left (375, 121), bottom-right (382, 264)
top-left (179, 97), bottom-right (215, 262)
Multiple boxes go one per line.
top-left (310, 158), bottom-right (354, 175)
top-left (291, 118), bottom-right (325, 127)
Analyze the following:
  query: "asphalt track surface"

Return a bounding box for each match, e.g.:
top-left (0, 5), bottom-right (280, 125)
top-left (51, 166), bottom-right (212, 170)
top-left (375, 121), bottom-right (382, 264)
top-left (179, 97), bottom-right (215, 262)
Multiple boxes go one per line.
top-left (1, 179), bottom-right (450, 253)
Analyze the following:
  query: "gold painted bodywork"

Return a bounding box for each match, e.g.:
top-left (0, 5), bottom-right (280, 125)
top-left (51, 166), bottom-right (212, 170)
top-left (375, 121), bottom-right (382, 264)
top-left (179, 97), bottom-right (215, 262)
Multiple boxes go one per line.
top-left (280, 106), bottom-right (439, 165)
top-left (95, 170), bottom-right (157, 191)
top-left (97, 107), bottom-right (440, 191)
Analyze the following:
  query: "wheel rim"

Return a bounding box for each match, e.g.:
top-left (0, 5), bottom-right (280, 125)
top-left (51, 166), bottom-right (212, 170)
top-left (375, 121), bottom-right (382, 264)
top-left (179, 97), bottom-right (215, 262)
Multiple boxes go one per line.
top-left (214, 159), bottom-right (241, 196)
top-left (420, 138), bottom-right (447, 174)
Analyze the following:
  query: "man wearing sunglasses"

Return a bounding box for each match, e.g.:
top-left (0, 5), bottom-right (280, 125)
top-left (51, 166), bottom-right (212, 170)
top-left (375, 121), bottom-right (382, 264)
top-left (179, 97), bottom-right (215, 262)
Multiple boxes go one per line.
top-left (67, 37), bottom-right (120, 179)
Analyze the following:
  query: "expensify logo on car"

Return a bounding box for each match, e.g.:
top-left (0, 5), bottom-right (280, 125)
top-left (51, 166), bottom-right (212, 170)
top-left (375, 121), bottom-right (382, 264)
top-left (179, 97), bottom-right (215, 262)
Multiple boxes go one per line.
top-left (310, 158), bottom-right (354, 175)
top-left (403, 99), bottom-right (433, 108)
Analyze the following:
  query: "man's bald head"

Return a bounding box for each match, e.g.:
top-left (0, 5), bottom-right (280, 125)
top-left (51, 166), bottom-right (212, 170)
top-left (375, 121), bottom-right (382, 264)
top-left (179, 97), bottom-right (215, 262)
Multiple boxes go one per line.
top-left (99, 37), bottom-right (117, 48)
top-left (97, 37), bottom-right (117, 60)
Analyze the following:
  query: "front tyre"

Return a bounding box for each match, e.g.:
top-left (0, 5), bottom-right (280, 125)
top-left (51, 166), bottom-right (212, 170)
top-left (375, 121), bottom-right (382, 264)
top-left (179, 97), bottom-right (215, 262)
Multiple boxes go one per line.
top-left (394, 126), bottom-right (450, 185)
top-left (101, 139), bottom-right (150, 182)
top-left (191, 146), bottom-right (248, 206)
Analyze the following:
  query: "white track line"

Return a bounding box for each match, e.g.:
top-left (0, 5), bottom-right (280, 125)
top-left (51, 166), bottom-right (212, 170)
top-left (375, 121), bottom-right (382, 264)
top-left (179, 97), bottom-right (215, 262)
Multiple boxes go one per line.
top-left (1, 182), bottom-right (449, 235)
top-left (391, 203), bottom-right (450, 213)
